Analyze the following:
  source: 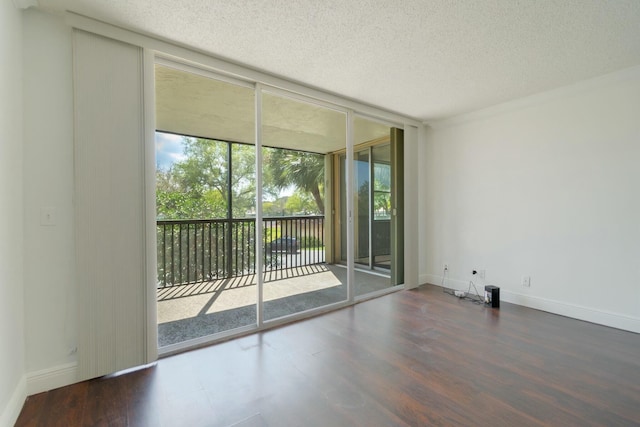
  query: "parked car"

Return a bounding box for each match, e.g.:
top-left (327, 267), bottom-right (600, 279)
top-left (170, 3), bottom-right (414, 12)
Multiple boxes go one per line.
top-left (267, 237), bottom-right (299, 254)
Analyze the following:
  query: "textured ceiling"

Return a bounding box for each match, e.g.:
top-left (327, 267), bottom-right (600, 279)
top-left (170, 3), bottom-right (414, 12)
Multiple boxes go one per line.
top-left (38, 0), bottom-right (640, 121)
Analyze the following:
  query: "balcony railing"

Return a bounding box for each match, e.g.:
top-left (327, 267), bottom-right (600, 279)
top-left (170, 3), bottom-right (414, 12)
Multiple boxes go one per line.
top-left (157, 215), bottom-right (325, 287)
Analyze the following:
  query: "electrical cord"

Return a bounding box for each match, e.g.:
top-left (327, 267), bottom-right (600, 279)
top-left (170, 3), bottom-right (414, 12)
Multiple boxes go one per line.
top-left (441, 266), bottom-right (484, 305)
top-left (463, 280), bottom-right (484, 305)
top-left (441, 267), bottom-right (456, 296)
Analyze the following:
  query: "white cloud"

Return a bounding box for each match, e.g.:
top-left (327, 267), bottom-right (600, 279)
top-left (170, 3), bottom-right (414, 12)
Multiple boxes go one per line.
top-left (155, 132), bottom-right (186, 170)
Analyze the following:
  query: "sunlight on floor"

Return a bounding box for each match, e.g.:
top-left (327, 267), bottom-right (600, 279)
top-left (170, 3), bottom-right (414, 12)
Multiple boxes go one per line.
top-left (157, 268), bottom-right (342, 323)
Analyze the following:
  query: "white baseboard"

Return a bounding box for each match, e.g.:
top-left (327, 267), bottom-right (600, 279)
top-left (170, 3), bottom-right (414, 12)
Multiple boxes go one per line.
top-left (501, 290), bottom-right (640, 334)
top-left (0, 375), bottom-right (26, 427)
top-left (421, 274), bottom-right (640, 334)
top-left (26, 362), bottom-right (78, 395)
top-left (422, 274), bottom-right (468, 290)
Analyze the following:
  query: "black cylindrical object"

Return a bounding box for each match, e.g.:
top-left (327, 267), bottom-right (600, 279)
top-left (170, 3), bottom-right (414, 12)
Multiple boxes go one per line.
top-left (484, 285), bottom-right (500, 308)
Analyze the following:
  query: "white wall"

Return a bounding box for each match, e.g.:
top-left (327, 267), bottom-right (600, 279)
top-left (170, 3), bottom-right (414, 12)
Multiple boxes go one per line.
top-left (422, 66), bottom-right (640, 332)
top-left (0, 2), bottom-right (26, 426)
top-left (22, 9), bottom-right (77, 388)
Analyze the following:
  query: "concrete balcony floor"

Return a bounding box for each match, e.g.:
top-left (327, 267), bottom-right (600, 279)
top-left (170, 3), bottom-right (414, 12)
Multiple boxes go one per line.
top-left (158, 264), bottom-right (393, 347)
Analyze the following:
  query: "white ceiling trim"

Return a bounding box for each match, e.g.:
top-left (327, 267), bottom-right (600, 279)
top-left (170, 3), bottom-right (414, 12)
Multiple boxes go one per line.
top-left (65, 12), bottom-right (422, 129)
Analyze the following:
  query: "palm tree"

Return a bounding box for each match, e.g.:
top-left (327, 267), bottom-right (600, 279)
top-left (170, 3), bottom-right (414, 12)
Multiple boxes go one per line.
top-left (266, 148), bottom-right (325, 214)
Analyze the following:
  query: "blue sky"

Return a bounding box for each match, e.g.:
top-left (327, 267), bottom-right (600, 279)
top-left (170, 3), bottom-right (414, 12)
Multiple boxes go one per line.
top-left (155, 132), bottom-right (185, 170)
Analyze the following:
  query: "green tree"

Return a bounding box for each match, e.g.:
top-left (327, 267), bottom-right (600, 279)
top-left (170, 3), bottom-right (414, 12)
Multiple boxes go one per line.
top-left (285, 191), bottom-right (317, 215)
top-left (156, 134), bottom-right (327, 220)
top-left (263, 198), bottom-right (287, 217)
top-left (156, 136), bottom-right (257, 219)
top-left (265, 148), bottom-right (325, 213)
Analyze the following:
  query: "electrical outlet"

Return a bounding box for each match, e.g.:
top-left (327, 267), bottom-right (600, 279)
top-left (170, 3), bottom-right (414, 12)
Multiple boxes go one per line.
top-left (444, 264), bottom-right (448, 271)
top-left (522, 276), bottom-right (531, 287)
top-left (472, 269), bottom-right (485, 279)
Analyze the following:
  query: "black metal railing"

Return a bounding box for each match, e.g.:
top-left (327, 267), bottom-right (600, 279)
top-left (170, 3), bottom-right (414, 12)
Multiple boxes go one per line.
top-left (157, 215), bottom-right (325, 287)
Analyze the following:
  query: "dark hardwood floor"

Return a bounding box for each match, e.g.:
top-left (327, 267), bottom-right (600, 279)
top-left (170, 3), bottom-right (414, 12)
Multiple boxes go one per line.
top-left (16, 284), bottom-right (640, 426)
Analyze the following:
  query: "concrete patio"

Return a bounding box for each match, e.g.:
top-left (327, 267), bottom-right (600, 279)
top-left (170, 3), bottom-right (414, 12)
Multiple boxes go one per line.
top-left (158, 264), bottom-right (392, 347)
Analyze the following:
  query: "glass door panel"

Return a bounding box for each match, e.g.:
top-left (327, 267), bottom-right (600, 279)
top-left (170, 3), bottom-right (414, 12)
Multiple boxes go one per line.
top-left (154, 64), bottom-right (257, 348)
top-left (338, 117), bottom-right (403, 297)
top-left (261, 91), bottom-right (347, 321)
top-left (339, 154), bottom-right (347, 262)
top-left (355, 149), bottom-right (370, 268)
top-left (372, 144), bottom-right (391, 270)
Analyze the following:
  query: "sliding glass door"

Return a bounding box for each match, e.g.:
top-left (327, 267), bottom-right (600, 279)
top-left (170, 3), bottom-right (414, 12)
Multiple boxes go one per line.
top-left (154, 59), bottom-right (404, 351)
top-left (260, 91), bottom-right (348, 321)
top-left (336, 117), bottom-right (404, 297)
top-left (154, 63), bottom-right (258, 348)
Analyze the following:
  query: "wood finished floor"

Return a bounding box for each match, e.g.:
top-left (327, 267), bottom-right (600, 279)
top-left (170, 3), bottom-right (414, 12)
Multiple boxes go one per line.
top-left (16, 284), bottom-right (640, 427)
